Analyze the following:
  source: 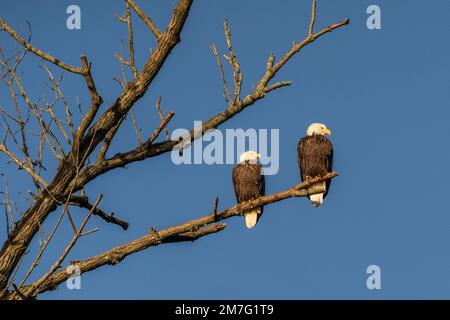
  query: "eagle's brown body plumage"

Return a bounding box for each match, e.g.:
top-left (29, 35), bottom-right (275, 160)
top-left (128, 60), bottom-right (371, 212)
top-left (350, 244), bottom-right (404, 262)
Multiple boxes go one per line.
top-left (297, 134), bottom-right (333, 203)
top-left (232, 162), bottom-right (265, 227)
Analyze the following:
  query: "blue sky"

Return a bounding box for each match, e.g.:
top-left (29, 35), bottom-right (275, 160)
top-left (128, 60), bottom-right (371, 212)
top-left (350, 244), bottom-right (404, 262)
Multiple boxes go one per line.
top-left (0, 0), bottom-right (450, 299)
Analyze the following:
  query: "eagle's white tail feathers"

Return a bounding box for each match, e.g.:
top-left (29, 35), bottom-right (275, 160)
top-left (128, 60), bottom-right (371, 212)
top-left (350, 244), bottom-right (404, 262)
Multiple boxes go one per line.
top-left (309, 193), bottom-right (323, 207)
top-left (309, 181), bottom-right (326, 208)
top-left (244, 207), bottom-right (261, 229)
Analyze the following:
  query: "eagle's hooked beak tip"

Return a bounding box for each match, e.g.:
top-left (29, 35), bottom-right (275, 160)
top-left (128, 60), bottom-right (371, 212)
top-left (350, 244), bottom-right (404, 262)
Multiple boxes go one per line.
top-left (323, 128), bottom-right (331, 135)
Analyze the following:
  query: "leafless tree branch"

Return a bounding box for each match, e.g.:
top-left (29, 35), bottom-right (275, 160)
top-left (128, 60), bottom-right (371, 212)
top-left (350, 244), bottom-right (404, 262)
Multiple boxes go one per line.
top-left (0, 18), bottom-right (84, 74)
top-left (69, 195), bottom-right (129, 230)
top-left (12, 173), bottom-right (336, 299)
top-left (126, 0), bottom-right (161, 40)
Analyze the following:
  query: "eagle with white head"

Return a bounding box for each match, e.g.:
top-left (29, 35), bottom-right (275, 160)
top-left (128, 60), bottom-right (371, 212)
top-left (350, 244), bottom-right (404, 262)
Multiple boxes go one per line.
top-left (232, 151), bottom-right (265, 229)
top-left (297, 123), bottom-right (334, 207)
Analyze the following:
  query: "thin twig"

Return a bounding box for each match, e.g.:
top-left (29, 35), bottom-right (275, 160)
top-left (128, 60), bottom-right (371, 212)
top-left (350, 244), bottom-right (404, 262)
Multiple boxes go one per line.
top-left (155, 96), bottom-right (170, 140)
top-left (210, 44), bottom-right (232, 107)
top-left (126, 0), bottom-right (161, 39)
top-left (0, 18), bottom-right (84, 74)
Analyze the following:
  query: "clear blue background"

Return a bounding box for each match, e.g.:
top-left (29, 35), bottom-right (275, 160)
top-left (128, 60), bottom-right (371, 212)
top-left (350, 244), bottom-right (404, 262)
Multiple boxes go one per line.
top-left (0, 0), bottom-right (449, 299)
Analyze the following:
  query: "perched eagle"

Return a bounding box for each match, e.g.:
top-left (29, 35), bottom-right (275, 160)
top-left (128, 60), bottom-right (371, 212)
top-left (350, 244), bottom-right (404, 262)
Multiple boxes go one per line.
top-left (232, 151), bottom-right (265, 229)
top-left (297, 123), bottom-right (333, 207)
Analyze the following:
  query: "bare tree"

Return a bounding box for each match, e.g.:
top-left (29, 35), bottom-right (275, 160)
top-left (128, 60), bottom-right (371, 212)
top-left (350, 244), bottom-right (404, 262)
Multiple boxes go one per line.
top-left (0, 0), bottom-right (348, 299)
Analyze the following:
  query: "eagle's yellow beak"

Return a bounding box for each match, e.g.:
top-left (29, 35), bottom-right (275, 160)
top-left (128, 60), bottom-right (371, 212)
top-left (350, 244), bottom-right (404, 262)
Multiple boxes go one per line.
top-left (256, 153), bottom-right (262, 158)
top-left (323, 128), bottom-right (331, 135)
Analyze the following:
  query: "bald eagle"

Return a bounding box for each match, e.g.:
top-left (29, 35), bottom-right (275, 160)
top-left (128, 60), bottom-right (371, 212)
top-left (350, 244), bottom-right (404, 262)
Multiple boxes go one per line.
top-left (297, 123), bottom-right (333, 207)
top-left (232, 151), bottom-right (265, 228)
